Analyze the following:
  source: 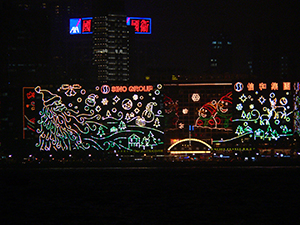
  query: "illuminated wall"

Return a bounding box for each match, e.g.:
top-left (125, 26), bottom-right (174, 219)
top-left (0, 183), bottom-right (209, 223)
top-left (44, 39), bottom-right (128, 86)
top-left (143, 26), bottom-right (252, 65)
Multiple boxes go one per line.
top-left (232, 81), bottom-right (294, 142)
top-left (164, 84), bottom-right (232, 132)
top-left (24, 84), bottom-right (164, 153)
top-left (164, 84), bottom-right (233, 147)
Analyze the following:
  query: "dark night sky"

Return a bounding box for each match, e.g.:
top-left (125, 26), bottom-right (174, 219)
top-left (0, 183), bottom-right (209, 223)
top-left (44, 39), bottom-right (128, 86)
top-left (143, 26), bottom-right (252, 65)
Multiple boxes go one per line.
top-left (125, 0), bottom-right (299, 75)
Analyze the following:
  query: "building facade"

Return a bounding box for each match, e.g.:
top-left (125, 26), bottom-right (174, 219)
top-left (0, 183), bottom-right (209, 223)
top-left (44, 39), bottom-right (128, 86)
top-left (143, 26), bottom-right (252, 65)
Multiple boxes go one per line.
top-left (93, 14), bottom-right (130, 82)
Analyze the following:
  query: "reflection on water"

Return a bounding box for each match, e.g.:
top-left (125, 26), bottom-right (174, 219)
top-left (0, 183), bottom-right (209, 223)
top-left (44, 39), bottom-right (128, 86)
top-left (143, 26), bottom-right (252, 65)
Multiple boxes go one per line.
top-left (1, 167), bottom-right (300, 224)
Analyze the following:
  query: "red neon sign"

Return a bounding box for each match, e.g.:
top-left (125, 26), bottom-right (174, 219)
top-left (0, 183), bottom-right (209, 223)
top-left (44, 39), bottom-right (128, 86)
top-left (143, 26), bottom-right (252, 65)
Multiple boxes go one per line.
top-left (82, 19), bottom-right (92, 33)
top-left (127, 17), bottom-right (151, 34)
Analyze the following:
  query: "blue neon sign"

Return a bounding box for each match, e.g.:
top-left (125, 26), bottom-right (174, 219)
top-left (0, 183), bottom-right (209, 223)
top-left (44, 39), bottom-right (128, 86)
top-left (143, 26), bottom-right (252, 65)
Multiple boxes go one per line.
top-left (70, 17), bottom-right (93, 35)
top-left (126, 17), bottom-right (151, 34)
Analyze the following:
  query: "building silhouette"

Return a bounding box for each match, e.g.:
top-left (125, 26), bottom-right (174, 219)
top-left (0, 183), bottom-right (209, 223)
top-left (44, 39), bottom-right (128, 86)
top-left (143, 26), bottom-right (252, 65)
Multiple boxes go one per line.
top-left (209, 33), bottom-right (233, 74)
top-left (0, 0), bottom-right (131, 151)
top-left (93, 14), bottom-right (130, 82)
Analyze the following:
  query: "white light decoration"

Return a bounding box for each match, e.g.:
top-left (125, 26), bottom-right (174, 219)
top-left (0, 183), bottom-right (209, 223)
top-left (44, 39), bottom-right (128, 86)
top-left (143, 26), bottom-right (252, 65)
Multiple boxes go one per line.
top-left (182, 108), bottom-right (189, 114)
top-left (113, 95), bottom-right (120, 103)
top-left (132, 94), bottom-right (138, 101)
top-left (101, 98), bottom-right (109, 105)
top-left (236, 103), bottom-right (243, 111)
top-left (29, 84), bottom-right (164, 153)
top-left (233, 81), bottom-right (293, 142)
top-left (191, 93), bottom-right (200, 102)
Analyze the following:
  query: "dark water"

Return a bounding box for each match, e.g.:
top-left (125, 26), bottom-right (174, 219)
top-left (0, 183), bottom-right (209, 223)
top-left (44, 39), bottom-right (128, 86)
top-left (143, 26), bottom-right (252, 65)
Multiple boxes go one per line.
top-left (1, 167), bottom-right (300, 225)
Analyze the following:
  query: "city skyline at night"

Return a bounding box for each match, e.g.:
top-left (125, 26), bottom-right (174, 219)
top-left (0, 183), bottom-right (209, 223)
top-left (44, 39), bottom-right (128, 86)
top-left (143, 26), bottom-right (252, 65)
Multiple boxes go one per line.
top-left (1, 0), bottom-right (300, 161)
top-left (2, 0), bottom-right (299, 84)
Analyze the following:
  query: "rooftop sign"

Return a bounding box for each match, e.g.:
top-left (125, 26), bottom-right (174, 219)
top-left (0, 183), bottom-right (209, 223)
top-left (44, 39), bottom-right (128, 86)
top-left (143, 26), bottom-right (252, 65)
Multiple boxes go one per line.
top-left (70, 17), bottom-right (93, 35)
top-left (126, 17), bottom-right (151, 34)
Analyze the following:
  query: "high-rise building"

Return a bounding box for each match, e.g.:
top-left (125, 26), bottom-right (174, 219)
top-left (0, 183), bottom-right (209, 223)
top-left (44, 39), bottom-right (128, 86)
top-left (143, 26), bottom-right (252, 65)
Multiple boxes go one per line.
top-left (2, 1), bottom-right (50, 85)
top-left (2, 0), bottom-right (130, 84)
top-left (0, 0), bottom-right (131, 151)
top-left (93, 14), bottom-right (130, 82)
top-left (209, 33), bottom-right (233, 74)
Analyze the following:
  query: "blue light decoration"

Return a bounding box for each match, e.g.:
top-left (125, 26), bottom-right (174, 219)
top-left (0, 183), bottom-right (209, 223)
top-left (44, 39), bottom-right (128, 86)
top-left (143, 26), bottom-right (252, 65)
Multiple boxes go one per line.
top-left (70, 17), bottom-right (93, 35)
top-left (126, 17), bottom-right (151, 34)
top-left (232, 81), bottom-right (294, 142)
top-left (33, 84), bottom-right (164, 153)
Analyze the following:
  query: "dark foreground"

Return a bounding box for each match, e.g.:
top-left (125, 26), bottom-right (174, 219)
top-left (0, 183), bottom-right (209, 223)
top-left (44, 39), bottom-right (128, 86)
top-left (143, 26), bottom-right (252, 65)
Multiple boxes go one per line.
top-left (1, 166), bottom-right (300, 225)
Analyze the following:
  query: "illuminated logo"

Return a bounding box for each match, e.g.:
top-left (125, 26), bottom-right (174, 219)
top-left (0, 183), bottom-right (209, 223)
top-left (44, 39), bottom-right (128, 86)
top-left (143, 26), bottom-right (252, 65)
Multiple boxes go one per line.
top-left (101, 85), bottom-right (154, 93)
top-left (70, 17), bottom-right (93, 35)
top-left (101, 85), bottom-right (110, 94)
top-left (70, 18), bottom-right (81, 34)
top-left (234, 82), bottom-right (244, 92)
top-left (126, 17), bottom-right (151, 34)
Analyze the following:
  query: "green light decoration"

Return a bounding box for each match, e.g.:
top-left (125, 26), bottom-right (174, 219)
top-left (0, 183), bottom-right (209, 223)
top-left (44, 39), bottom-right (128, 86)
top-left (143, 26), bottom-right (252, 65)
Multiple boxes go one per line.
top-left (34, 84), bottom-right (164, 153)
top-left (233, 81), bottom-right (294, 142)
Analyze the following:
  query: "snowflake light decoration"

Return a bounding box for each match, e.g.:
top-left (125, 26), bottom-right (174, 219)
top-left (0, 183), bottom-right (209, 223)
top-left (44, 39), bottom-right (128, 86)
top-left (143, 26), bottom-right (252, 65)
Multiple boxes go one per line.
top-left (236, 103), bottom-right (243, 111)
top-left (178, 123), bottom-right (184, 129)
top-left (182, 108), bottom-right (189, 114)
top-left (191, 93), bottom-right (200, 102)
top-left (101, 98), bottom-right (109, 105)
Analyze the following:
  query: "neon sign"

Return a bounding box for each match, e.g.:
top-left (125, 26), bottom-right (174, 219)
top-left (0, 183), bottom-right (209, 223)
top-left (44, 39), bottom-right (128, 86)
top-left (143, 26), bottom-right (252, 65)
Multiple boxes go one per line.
top-left (195, 92), bottom-right (232, 131)
top-left (232, 81), bottom-right (294, 142)
top-left (164, 84), bottom-right (232, 131)
top-left (33, 84), bottom-right (164, 153)
top-left (111, 85), bottom-right (153, 93)
top-left (70, 17), bottom-right (93, 35)
top-left (126, 17), bottom-right (151, 34)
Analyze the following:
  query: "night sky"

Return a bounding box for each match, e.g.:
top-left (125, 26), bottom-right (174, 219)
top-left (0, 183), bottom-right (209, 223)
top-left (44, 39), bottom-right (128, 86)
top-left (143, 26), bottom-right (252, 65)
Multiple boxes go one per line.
top-left (125, 0), bottom-right (299, 75)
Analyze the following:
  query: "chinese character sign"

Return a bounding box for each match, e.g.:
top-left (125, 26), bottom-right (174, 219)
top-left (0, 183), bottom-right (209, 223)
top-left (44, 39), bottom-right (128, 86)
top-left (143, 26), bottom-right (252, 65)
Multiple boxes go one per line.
top-left (233, 81), bottom-right (294, 142)
top-left (23, 87), bottom-right (36, 139)
top-left (82, 18), bottom-right (92, 34)
top-left (70, 17), bottom-right (93, 35)
top-left (33, 84), bottom-right (164, 153)
top-left (126, 17), bottom-right (151, 34)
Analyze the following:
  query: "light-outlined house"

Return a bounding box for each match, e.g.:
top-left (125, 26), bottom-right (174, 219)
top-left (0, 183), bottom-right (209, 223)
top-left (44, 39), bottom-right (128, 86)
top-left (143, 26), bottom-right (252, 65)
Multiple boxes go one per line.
top-left (128, 133), bottom-right (141, 148)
